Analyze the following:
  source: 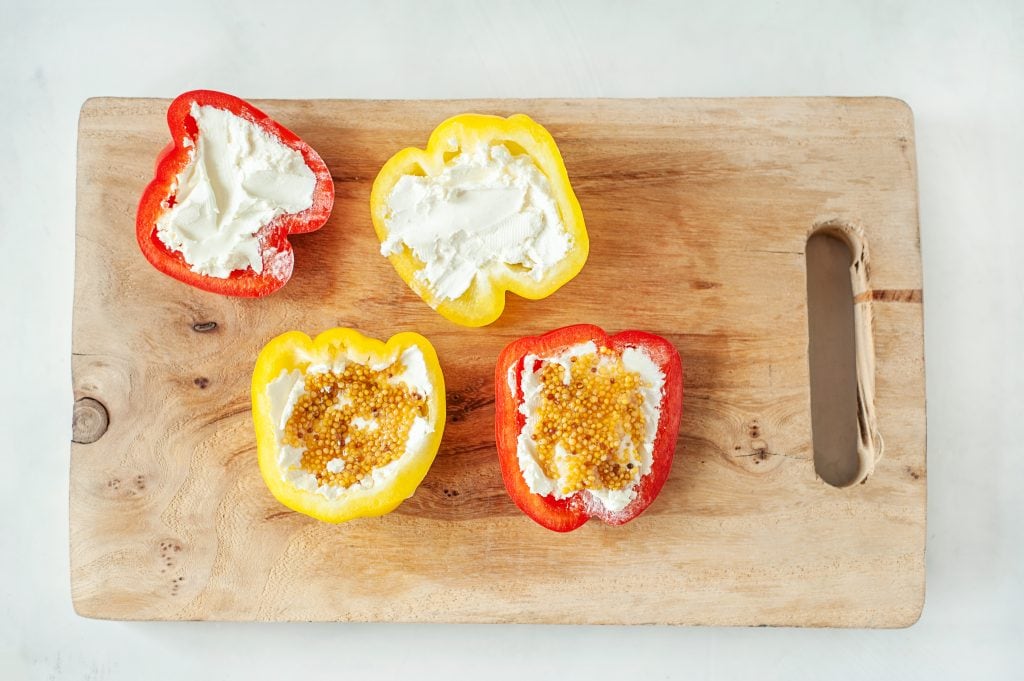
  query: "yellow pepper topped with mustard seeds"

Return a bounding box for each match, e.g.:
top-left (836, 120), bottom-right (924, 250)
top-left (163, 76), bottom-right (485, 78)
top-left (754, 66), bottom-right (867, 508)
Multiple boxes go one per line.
top-left (252, 327), bottom-right (445, 523)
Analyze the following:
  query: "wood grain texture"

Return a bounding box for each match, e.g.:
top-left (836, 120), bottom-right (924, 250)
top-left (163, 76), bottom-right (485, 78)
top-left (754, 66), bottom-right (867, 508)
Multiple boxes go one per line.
top-left (71, 97), bottom-right (925, 626)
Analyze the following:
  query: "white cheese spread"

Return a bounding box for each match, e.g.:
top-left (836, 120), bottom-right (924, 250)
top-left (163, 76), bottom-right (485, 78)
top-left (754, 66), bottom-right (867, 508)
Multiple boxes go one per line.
top-left (380, 142), bottom-right (571, 301)
top-left (155, 102), bottom-right (316, 278)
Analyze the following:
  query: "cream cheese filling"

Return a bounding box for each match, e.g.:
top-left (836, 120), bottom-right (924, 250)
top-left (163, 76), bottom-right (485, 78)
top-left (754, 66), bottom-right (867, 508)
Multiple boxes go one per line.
top-left (380, 142), bottom-right (571, 301)
top-left (155, 102), bottom-right (316, 278)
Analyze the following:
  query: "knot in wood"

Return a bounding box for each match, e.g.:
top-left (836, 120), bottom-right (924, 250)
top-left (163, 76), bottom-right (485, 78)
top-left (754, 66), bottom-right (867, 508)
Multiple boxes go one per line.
top-left (192, 321), bottom-right (218, 333)
top-left (73, 397), bottom-right (109, 444)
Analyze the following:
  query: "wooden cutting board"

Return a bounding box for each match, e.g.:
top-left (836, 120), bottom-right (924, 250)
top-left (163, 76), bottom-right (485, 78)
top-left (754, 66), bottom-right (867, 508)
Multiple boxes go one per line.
top-left (71, 97), bottom-right (925, 626)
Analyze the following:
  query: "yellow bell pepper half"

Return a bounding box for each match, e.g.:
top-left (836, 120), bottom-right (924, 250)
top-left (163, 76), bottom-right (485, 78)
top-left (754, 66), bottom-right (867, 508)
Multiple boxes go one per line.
top-left (252, 328), bottom-right (446, 523)
top-left (370, 113), bottom-right (589, 327)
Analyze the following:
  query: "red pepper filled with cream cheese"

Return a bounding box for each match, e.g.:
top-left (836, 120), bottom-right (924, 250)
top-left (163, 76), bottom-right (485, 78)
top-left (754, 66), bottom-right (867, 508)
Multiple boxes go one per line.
top-left (494, 324), bottom-right (684, 532)
top-left (136, 90), bottom-right (334, 297)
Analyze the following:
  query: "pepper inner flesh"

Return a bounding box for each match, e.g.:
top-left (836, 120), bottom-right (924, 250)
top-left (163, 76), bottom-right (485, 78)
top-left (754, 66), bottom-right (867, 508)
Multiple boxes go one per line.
top-left (283, 363), bottom-right (427, 489)
top-left (531, 350), bottom-right (647, 495)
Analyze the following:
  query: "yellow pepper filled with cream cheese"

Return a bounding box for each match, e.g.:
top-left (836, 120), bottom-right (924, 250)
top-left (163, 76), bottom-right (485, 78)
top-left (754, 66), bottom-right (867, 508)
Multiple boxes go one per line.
top-left (370, 114), bottom-right (589, 327)
top-left (252, 327), bottom-right (445, 523)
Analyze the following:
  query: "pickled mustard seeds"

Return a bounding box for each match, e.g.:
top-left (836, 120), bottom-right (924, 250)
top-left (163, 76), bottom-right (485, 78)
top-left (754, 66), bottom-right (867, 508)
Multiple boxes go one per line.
top-left (531, 350), bottom-right (647, 495)
top-left (283, 363), bottom-right (428, 488)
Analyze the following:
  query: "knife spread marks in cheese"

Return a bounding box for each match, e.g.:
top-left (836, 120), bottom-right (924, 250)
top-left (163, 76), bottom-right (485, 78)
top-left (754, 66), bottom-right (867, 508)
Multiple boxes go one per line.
top-left (379, 142), bottom-right (572, 301)
top-left (155, 103), bottom-right (316, 278)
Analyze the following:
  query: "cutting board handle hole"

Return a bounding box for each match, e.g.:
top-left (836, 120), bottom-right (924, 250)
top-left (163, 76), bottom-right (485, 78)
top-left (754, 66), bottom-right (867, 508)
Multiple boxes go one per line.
top-left (806, 224), bottom-right (881, 488)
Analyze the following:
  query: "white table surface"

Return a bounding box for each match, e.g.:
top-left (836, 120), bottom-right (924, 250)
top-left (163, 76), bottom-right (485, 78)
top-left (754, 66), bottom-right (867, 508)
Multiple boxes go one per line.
top-left (2, 0), bottom-right (1021, 678)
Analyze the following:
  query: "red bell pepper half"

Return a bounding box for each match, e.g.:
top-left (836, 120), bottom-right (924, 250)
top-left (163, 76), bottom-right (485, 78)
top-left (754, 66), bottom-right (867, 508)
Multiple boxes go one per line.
top-left (494, 324), bottom-right (683, 532)
top-left (135, 90), bottom-right (334, 297)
